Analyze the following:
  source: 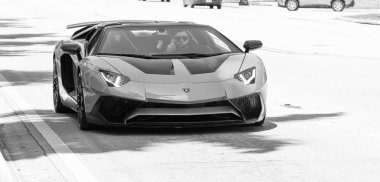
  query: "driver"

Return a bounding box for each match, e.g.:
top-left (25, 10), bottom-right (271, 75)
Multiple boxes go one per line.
top-left (166, 30), bottom-right (191, 53)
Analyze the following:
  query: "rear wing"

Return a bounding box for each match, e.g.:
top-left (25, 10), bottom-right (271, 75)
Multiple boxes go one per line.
top-left (67, 20), bottom-right (172, 29)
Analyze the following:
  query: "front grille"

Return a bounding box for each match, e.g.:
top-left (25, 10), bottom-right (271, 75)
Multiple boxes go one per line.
top-left (229, 93), bottom-right (262, 120)
top-left (139, 100), bottom-right (230, 108)
top-left (98, 97), bottom-right (244, 125)
top-left (129, 100), bottom-right (242, 124)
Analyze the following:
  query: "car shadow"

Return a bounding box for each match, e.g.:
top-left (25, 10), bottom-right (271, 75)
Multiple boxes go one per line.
top-left (0, 19), bottom-right (59, 57)
top-left (0, 109), bottom-right (283, 159)
top-left (0, 33), bottom-right (56, 39)
top-left (0, 18), bottom-right (31, 28)
top-left (0, 108), bottom-right (343, 161)
top-left (0, 70), bottom-right (52, 87)
top-left (268, 112), bottom-right (344, 122)
top-left (0, 50), bottom-right (29, 57)
top-left (0, 41), bottom-right (57, 47)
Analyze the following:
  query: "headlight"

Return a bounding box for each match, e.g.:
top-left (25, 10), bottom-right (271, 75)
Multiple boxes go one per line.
top-left (234, 67), bottom-right (256, 85)
top-left (99, 70), bottom-right (130, 87)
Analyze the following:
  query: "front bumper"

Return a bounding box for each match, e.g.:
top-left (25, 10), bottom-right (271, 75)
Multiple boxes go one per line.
top-left (86, 92), bottom-right (266, 128)
top-left (82, 68), bottom-right (267, 127)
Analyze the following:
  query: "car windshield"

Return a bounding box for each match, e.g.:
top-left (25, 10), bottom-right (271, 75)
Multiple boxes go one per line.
top-left (97, 25), bottom-right (241, 58)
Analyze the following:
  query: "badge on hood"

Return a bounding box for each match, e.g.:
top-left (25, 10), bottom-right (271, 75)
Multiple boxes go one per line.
top-left (183, 88), bottom-right (190, 93)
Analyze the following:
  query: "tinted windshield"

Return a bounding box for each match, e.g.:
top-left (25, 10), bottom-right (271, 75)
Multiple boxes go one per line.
top-left (97, 25), bottom-right (241, 57)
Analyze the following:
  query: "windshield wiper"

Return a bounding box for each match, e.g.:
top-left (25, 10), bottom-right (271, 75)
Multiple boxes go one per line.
top-left (98, 53), bottom-right (159, 59)
top-left (151, 52), bottom-right (233, 58)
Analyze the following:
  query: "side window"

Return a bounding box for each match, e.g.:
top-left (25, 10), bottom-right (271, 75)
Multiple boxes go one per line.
top-left (206, 31), bottom-right (231, 52)
top-left (87, 31), bottom-right (101, 55)
top-left (98, 29), bottom-right (138, 54)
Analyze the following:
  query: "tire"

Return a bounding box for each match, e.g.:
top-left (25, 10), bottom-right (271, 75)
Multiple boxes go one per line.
top-left (210, 5), bottom-right (214, 9)
top-left (77, 72), bottom-right (93, 130)
top-left (53, 64), bottom-right (70, 113)
top-left (286, 0), bottom-right (299, 11)
top-left (217, 5), bottom-right (221, 9)
top-left (166, 0), bottom-right (170, 2)
top-left (191, 4), bottom-right (194, 8)
top-left (184, 4), bottom-right (187, 7)
top-left (332, 0), bottom-right (344, 11)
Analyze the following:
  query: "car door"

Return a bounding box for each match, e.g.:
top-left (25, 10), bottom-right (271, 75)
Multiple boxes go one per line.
top-left (299, 0), bottom-right (326, 6)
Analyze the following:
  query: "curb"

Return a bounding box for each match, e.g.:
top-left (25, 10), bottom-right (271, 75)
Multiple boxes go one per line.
top-left (0, 93), bottom-right (21, 182)
top-left (336, 16), bottom-right (380, 25)
top-left (0, 139), bottom-right (19, 182)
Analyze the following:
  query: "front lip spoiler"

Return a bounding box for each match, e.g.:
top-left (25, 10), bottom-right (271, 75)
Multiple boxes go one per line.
top-left (118, 120), bottom-right (247, 128)
top-left (125, 106), bottom-right (240, 121)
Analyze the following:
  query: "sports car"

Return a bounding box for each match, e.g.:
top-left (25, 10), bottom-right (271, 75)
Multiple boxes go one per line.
top-left (278, 0), bottom-right (354, 11)
top-left (53, 20), bottom-right (267, 130)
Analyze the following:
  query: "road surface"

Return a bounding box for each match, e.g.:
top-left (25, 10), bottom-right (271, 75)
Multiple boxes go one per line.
top-left (1, 0), bottom-right (380, 181)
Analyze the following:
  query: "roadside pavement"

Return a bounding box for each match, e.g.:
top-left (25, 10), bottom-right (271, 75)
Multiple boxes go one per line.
top-left (338, 13), bottom-right (380, 25)
top-left (0, 78), bottom-right (67, 182)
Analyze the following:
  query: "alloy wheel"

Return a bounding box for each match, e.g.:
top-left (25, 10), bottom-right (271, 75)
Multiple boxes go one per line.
top-left (53, 68), bottom-right (59, 109)
top-left (53, 65), bottom-right (69, 113)
top-left (77, 74), bottom-right (91, 130)
top-left (286, 0), bottom-right (299, 11)
top-left (332, 0), bottom-right (344, 11)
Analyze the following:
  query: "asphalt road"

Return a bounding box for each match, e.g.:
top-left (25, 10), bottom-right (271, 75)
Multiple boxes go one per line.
top-left (1, 0), bottom-right (380, 181)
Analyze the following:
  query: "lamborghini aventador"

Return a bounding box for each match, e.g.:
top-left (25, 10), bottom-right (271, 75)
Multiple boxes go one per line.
top-left (53, 20), bottom-right (267, 130)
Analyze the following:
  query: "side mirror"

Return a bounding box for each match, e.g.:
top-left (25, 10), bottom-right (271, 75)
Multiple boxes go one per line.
top-left (61, 43), bottom-right (81, 54)
top-left (243, 40), bottom-right (263, 53)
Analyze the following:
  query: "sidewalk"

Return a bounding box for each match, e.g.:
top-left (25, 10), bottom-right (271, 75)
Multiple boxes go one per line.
top-left (338, 13), bottom-right (380, 25)
top-left (0, 77), bottom-right (66, 182)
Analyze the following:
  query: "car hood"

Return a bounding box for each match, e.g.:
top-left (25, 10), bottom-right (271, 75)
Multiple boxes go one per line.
top-left (98, 53), bottom-right (245, 84)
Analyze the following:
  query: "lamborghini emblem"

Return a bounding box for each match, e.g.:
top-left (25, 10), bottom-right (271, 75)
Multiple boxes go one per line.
top-left (183, 88), bottom-right (190, 93)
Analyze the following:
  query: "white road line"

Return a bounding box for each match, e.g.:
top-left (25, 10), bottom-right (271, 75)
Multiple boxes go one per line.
top-left (0, 73), bottom-right (99, 182)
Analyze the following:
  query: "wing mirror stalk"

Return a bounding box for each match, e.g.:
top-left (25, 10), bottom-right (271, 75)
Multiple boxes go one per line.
top-left (243, 40), bottom-right (263, 53)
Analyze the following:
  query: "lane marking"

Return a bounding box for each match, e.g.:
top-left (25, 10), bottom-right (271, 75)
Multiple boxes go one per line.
top-left (0, 73), bottom-right (99, 182)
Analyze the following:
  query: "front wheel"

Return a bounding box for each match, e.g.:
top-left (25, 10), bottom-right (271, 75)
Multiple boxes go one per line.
top-left (53, 65), bottom-right (70, 113)
top-left (332, 0), bottom-right (344, 11)
top-left (191, 4), bottom-right (195, 8)
top-left (286, 0), bottom-right (299, 11)
top-left (77, 73), bottom-right (93, 130)
top-left (217, 5), bottom-right (221, 9)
